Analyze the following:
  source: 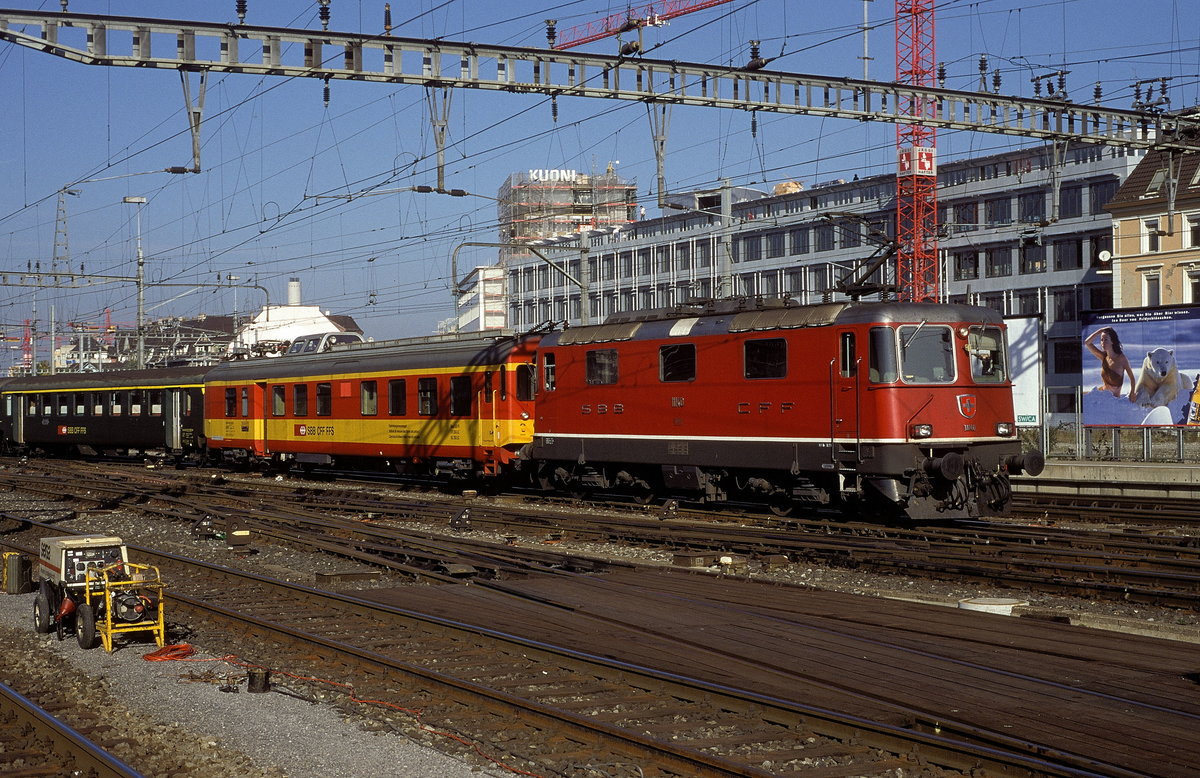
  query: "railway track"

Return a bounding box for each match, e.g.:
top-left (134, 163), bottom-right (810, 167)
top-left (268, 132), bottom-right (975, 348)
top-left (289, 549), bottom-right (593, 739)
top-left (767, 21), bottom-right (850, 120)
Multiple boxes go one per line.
top-left (0, 679), bottom-right (142, 778)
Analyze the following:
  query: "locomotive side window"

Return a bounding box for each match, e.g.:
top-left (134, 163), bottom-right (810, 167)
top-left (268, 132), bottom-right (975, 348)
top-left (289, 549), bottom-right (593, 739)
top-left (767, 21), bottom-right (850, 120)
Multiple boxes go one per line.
top-left (294, 384), bottom-right (309, 416)
top-left (418, 378), bottom-right (438, 415)
top-left (967, 327), bottom-right (1007, 383)
top-left (744, 338), bottom-right (787, 379)
top-left (659, 343), bottom-right (696, 382)
top-left (316, 383), bottom-right (332, 416)
top-left (586, 349), bottom-right (619, 385)
top-left (271, 386), bottom-right (286, 416)
top-left (898, 324), bottom-right (955, 384)
top-left (516, 364), bottom-right (535, 401)
top-left (361, 381), bottom-right (378, 416)
top-left (868, 327), bottom-right (898, 383)
top-left (388, 379), bottom-right (407, 416)
top-left (498, 364), bottom-right (508, 401)
top-left (224, 388), bottom-right (237, 417)
top-left (839, 333), bottom-right (857, 378)
top-left (542, 353), bottom-right (556, 391)
top-left (450, 376), bottom-right (473, 416)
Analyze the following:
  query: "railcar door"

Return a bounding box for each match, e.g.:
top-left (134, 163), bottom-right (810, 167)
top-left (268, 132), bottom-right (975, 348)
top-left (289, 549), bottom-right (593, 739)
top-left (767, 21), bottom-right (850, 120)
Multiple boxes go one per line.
top-left (165, 389), bottom-right (183, 450)
top-left (253, 382), bottom-right (269, 457)
top-left (11, 395), bottom-right (24, 447)
top-left (831, 330), bottom-right (862, 465)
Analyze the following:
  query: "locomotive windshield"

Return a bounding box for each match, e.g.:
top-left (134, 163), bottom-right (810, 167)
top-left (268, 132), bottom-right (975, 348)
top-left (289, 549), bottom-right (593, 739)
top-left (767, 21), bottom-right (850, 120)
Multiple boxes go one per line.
top-left (898, 324), bottom-right (955, 384)
top-left (967, 326), bottom-right (1007, 383)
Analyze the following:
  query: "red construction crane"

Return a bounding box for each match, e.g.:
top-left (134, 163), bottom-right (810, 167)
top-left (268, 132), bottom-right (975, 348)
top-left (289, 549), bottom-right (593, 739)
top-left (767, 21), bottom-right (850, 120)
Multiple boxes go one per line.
top-left (551, 0), bottom-right (735, 51)
top-left (894, 0), bottom-right (939, 303)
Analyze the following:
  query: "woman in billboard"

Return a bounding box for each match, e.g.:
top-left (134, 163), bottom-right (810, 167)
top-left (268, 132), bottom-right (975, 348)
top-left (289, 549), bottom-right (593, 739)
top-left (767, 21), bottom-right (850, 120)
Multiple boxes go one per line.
top-left (1085, 326), bottom-right (1136, 401)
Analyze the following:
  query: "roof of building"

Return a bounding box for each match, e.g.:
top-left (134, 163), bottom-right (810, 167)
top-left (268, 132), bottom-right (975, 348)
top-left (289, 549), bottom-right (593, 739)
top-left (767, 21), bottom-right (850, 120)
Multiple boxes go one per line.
top-left (1106, 146), bottom-right (1200, 212)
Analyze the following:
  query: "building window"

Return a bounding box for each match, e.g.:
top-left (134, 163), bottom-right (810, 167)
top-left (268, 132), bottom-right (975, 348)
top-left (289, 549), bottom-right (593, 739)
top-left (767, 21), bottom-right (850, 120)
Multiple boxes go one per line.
top-left (586, 349), bottom-right (619, 385)
top-left (655, 246), bottom-right (671, 273)
top-left (744, 338), bottom-right (787, 379)
top-left (361, 380), bottom-right (378, 416)
top-left (1189, 215), bottom-right (1200, 248)
top-left (1020, 244), bottom-right (1046, 274)
top-left (1144, 219), bottom-right (1161, 253)
top-left (418, 377), bottom-right (438, 415)
top-left (316, 382), bottom-right (332, 416)
top-left (1187, 270), bottom-right (1200, 304)
top-left (981, 293), bottom-right (1005, 315)
top-left (272, 386), bottom-right (286, 416)
top-left (1087, 283), bottom-right (1112, 312)
top-left (953, 201), bottom-right (977, 233)
top-left (814, 223), bottom-right (835, 252)
top-left (985, 196), bottom-right (1011, 226)
top-left (388, 380), bottom-right (407, 415)
top-left (675, 242), bottom-right (691, 269)
top-left (1054, 238), bottom-right (1083, 271)
top-left (1018, 191), bottom-right (1045, 223)
top-left (450, 376), bottom-right (472, 415)
top-left (1059, 186), bottom-right (1083, 219)
top-left (985, 247), bottom-right (1011, 277)
top-left (293, 384), bottom-right (309, 416)
top-left (637, 248), bottom-right (651, 275)
top-left (741, 234), bottom-right (762, 262)
top-left (766, 231), bottom-right (785, 258)
top-left (1016, 290), bottom-right (1040, 315)
top-left (1052, 288), bottom-right (1077, 323)
top-left (1143, 272), bottom-right (1162, 306)
top-left (659, 343), bottom-right (696, 382)
top-left (953, 250), bottom-right (979, 281)
top-left (789, 227), bottom-right (809, 255)
top-left (1144, 168), bottom-right (1169, 197)
top-left (1052, 341), bottom-right (1082, 375)
top-left (1090, 179), bottom-right (1119, 213)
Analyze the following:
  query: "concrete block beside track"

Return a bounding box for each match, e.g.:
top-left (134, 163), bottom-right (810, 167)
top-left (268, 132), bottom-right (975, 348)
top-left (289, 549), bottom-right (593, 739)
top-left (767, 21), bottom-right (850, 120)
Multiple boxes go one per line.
top-left (1014, 460), bottom-right (1200, 500)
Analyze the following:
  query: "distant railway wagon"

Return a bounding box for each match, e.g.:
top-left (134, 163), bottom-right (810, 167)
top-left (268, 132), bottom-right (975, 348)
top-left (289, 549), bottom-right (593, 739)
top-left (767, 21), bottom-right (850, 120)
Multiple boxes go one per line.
top-left (0, 367), bottom-right (207, 460)
top-left (202, 331), bottom-right (540, 480)
top-left (531, 299), bottom-right (1043, 520)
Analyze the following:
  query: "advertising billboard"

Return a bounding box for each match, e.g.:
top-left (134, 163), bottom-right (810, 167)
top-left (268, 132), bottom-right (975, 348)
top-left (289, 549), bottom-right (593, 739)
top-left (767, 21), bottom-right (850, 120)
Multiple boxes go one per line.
top-left (1005, 315), bottom-right (1043, 427)
top-left (1081, 306), bottom-right (1200, 426)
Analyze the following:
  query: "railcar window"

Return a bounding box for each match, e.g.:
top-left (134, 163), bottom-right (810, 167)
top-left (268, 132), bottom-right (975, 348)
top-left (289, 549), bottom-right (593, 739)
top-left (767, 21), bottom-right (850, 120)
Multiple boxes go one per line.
top-left (868, 327), bottom-right (899, 383)
top-left (150, 390), bottom-right (163, 417)
top-left (42, 396), bottom-right (52, 415)
top-left (484, 372), bottom-right (493, 403)
top-left (586, 349), bottom-right (619, 385)
top-left (361, 380), bottom-right (378, 416)
top-left (316, 383), bottom-right (332, 416)
top-left (271, 386), bottom-right (286, 417)
top-left (131, 391), bottom-right (144, 417)
top-left (744, 338), bottom-right (787, 379)
top-left (516, 364), bottom-right (535, 401)
top-left (294, 384), bottom-right (309, 416)
top-left (112, 392), bottom-right (125, 416)
top-left (659, 343), bottom-right (696, 382)
top-left (418, 378), bottom-right (438, 415)
top-left (303, 338), bottom-right (320, 354)
top-left (57, 394), bottom-right (69, 415)
top-left (839, 333), bottom-right (857, 378)
top-left (499, 364), bottom-right (508, 401)
top-left (74, 394), bottom-right (85, 415)
top-left (542, 352), bottom-right (556, 391)
top-left (450, 376), bottom-right (472, 416)
top-left (898, 325), bottom-right (956, 384)
top-left (4, 396), bottom-right (10, 417)
top-left (967, 327), bottom-right (1007, 383)
top-left (239, 388), bottom-right (249, 418)
top-left (91, 393), bottom-right (103, 416)
top-left (27, 395), bottom-right (38, 415)
top-left (224, 388), bottom-right (237, 418)
top-left (388, 379), bottom-right (407, 415)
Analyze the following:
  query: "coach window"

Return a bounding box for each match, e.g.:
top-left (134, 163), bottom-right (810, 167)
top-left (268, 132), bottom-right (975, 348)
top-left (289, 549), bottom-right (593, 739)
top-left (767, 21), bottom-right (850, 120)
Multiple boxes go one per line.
top-left (388, 379), bottom-right (407, 415)
top-left (294, 384), bottom-right (309, 416)
top-left (91, 393), bottom-right (103, 416)
top-left (542, 353), bottom-right (556, 391)
top-left (418, 378), bottom-right (438, 415)
top-left (450, 376), bottom-right (472, 415)
top-left (57, 394), bottom-right (69, 415)
top-left (899, 324), bottom-right (956, 384)
top-left (271, 386), bottom-right (286, 417)
top-left (839, 333), bottom-right (857, 378)
top-left (42, 395), bottom-right (52, 415)
top-left (868, 327), bottom-right (899, 383)
top-left (316, 383), bottom-right (332, 416)
top-left (744, 338), bottom-right (787, 379)
top-left (967, 326), bottom-right (1007, 384)
top-left (112, 392), bottom-right (125, 416)
top-left (484, 371), bottom-right (494, 403)
top-left (26, 394), bottom-right (37, 415)
top-left (516, 364), bottom-right (535, 401)
top-left (132, 391), bottom-right (145, 416)
top-left (150, 390), bottom-right (163, 416)
top-left (586, 349), bottom-right (619, 385)
top-left (224, 388), bottom-right (237, 417)
top-left (659, 343), bottom-right (696, 382)
top-left (361, 380), bottom-right (378, 416)
top-left (74, 393), bottom-right (86, 415)
top-left (239, 388), bottom-right (249, 417)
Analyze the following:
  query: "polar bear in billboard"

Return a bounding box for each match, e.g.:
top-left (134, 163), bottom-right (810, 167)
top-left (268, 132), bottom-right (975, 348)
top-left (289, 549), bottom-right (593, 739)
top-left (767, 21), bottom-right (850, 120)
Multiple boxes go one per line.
top-left (1134, 347), bottom-right (1190, 409)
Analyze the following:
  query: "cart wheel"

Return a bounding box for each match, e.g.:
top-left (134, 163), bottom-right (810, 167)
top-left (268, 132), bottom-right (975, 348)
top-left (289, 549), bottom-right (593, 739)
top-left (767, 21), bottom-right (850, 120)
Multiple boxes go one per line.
top-left (76, 603), bottom-right (97, 650)
top-left (33, 588), bottom-right (53, 634)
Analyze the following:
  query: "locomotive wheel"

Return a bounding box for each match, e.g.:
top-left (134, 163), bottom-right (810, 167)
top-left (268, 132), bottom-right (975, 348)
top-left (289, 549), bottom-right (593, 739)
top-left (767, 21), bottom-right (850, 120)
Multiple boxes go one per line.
top-left (631, 480), bottom-right (658, 506)
top-left (567, 480), bottom-right (590, 501)
top-left (768, 490), bottom-right (795, 517)
top-left (76, 603), bottom-right (97, 650)
top-left (33, 588), bottom-right (53, 634)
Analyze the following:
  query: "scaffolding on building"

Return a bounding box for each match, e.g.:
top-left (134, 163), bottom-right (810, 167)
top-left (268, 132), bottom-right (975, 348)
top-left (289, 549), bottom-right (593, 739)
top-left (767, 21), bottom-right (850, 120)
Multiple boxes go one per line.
top-left (498, 167), bottom-right (637, 248)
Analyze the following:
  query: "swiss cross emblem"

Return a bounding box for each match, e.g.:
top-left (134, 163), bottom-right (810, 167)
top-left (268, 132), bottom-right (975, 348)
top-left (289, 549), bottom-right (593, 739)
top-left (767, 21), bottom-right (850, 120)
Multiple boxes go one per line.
top-left (57, 425), bottom-right (68, 435)
top-left (957, 394), bottom-right (977, 419)
top-left (295, 424), bottom-right (307, 436)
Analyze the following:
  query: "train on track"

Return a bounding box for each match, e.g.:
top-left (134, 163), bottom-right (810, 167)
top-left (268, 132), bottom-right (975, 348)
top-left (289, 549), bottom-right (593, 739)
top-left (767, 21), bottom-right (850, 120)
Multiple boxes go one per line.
top-left (0, 297), bottom-right (1043, 521)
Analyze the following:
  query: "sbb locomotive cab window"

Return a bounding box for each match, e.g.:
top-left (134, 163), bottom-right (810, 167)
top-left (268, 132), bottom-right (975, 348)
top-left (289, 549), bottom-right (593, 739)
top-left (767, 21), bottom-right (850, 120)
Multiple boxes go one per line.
top-left (899, 324), bottom-right (956, 384)
top-left (869, 327), bottom-right (899, 383)
top-left (967, 326), bottom-right (1007, 383)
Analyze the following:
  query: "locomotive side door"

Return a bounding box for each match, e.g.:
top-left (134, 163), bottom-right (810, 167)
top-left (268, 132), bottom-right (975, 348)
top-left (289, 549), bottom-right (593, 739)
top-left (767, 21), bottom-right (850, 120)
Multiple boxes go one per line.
top-left (831, 330), bottom-right (862, 465)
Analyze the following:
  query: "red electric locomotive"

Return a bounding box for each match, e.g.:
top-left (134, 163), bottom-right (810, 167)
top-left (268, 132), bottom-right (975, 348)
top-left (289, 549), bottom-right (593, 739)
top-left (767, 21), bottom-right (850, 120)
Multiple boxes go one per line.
top-left (203, 330), bottom-right (539, 480)
top-left (529, 297), bottom-right (1043, 520)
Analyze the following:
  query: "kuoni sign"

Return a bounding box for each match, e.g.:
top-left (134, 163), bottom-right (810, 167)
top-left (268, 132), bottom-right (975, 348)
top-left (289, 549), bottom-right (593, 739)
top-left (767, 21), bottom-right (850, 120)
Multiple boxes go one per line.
top-left (1081, 305), bottom-right (1200, 426)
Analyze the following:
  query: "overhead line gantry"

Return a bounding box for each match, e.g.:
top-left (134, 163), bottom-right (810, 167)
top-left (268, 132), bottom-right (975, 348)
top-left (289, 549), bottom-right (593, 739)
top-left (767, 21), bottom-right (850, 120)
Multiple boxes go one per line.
top-left (1, 8), bottom-right (1197, 152)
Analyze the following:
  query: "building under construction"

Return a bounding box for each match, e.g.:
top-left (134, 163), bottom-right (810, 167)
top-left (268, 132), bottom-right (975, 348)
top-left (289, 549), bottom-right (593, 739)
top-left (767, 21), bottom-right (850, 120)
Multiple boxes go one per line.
top-left (498, 166), bottom-right (637, 248)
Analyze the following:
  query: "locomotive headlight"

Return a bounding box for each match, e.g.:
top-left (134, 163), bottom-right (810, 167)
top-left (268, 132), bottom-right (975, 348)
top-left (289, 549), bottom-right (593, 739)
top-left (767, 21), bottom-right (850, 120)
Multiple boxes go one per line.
top-left (910, 423), bottom-right (934, 439)
top-left (521, 412), bottom-right (530, 420)
top-left (995, 422), bottom-right (1015, 437)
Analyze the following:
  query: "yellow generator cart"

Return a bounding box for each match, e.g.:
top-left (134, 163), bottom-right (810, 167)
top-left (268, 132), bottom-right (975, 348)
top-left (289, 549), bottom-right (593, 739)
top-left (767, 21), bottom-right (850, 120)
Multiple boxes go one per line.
top-left (33, 535), bottom-right (166, 652)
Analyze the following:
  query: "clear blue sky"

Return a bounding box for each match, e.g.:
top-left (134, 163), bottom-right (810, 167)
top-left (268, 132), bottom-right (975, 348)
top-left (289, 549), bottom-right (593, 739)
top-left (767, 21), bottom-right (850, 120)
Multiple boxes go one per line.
top-left (1, 0), bottom-right (1197, 367)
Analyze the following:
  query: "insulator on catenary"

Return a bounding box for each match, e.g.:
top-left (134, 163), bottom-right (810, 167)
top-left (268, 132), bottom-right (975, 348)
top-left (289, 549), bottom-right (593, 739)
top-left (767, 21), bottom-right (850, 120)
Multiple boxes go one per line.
top-left (545, 19), bottom-right (557, 48)
top-left (323, 78), bottom-right (331, 107)
top-left (937, 62), bottom-right (946, 88)
top-left (551, 95), bottom-right (558, 123)
top-left (384, 3), bottom-right (392, 36)
top-left (319, 0), bottom-right (330, 31)
top-left (750, 111), bottom-right (757, 138)
top-left (236, 0), bottom-right (246, 24)
top-left (1094, 82), bottom-right (1102, 104)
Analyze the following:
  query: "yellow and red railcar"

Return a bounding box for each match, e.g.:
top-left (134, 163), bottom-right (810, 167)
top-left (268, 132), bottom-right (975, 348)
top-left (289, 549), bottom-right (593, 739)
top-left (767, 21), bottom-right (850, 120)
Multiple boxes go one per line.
top-left (203, 331), bottom-right (539, 480)
top-left (530, 298), bottom-right (1043, 520)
